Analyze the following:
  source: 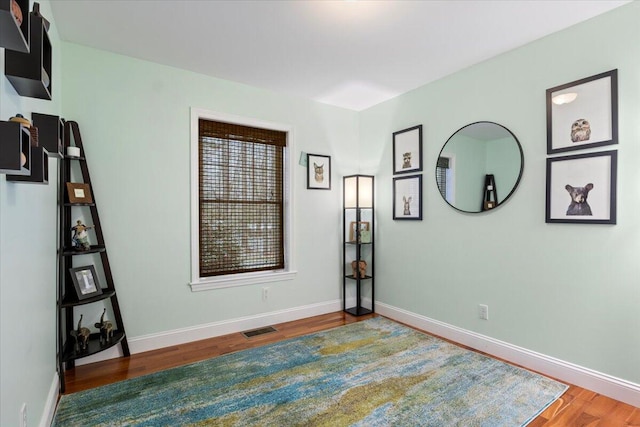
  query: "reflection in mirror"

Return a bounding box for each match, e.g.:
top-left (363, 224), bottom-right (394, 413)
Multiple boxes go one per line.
top-left (436, 122), bottom-right (524, 213)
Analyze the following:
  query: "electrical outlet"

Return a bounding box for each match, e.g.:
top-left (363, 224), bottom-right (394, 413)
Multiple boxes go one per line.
top-left (20, 403), bottom-right (27, 427)
top-left (478, 304), bottom-right (489, 320)
top-left (262, 287), bottom-right (269, 301)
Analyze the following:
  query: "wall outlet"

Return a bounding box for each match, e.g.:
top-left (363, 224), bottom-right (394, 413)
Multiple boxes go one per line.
top-left (478, 304), bottom-right (489, 320)
top-left (20, 403), bottom-right (27, 427)
top-left (262, 287), bottom-right (270, 301)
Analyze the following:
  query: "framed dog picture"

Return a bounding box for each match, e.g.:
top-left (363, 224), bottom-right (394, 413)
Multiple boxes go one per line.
top-left (393, 125), bottom-right (423, 175)
top-left (546, 69), bottom-right (618, 154)
top-left (545, 150), bottom-right (617, 224)
top-left (307, 153), bottom-right (331, 190)
top-left (393, 175), bottom-right (422, 220)
top-left (69, 265), bottom-right (103, 300)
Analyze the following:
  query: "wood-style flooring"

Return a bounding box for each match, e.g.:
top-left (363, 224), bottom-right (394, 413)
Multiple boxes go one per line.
top-left (63, 311), bottom-right (640, 426)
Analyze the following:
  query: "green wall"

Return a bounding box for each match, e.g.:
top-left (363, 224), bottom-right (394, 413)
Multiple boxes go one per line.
top-left (359, 2), bottom-right (640, 384)
top-left (60, 43), bottom-right (359, 336)
top-left (2, 3), bottom-right (639, 425)
top-left (0, 2), bottom-right (62, 425)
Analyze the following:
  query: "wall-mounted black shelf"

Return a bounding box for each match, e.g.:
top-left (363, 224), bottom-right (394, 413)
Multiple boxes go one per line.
top-left (7, 146), bottom-right (48, 184)
top-left (0, 0), bottom-right (29, 53)
top-left (0, 120), bottom-right (30, 175)
top-left (5, 2), bottom-right (52, 100)
top-left (33, 113), bottom-right (64, 158)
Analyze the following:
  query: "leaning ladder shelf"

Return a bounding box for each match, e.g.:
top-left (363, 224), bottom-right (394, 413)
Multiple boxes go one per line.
top-left (57, 121), bottom-right (130, 393)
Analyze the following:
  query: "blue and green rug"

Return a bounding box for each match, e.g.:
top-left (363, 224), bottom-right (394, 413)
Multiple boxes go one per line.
top-left (53, 317), bottom-right (567, 426)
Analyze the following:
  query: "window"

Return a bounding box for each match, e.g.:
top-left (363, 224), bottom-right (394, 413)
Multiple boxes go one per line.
top-left (436, 155), bottom-right (455, 204)
top-left (190, 109), bottom-right (295, 291)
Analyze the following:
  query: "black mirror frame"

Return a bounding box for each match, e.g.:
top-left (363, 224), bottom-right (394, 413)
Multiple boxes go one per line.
top-left (435, 121), bottom-right (524, 214)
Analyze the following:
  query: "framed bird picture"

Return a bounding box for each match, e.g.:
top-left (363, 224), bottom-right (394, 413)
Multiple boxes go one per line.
top-left (546, 69), bottom-right (618, 154)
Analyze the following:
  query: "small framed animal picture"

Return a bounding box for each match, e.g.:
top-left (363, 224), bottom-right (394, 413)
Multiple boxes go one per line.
top-left (69, 265), bottom-right (103, 300)
top-left (307, 153), bottom-right (331, 190)
top-left (546, 69), bottom-right (618, 154)
top-left (546, 150), bottom-right (617, 224)
top-left (393, 125), bottom-right (423, 175)
top-left (393, 175), bottom-right (422, 220)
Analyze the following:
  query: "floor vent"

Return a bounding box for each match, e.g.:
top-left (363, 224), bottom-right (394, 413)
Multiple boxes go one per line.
top-left (241, 326), bottom-right (277, 338)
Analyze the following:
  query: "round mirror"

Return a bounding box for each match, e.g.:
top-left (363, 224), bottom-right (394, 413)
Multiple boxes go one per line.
top-left (436, 122), bottom-right (524, 213)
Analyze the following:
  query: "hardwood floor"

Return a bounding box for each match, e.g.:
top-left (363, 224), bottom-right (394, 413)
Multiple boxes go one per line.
top-left (63, 311), bottom-right (639, 426)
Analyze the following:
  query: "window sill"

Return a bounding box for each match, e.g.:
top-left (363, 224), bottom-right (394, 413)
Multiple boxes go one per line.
top-left (189, 270), bottom-right (297, 292)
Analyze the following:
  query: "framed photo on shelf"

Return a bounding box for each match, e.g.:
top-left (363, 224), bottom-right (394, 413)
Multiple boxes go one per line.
top-left (393, 175), bottom-right (422, 220)
top-left (348, 221), bottom-right (370, 243)
top-left (546, 69), bottom-right (618, 154)
top-left (66, 182), bottom-right (93, 204)
top-left (69, 265), bottom-right (103, 300)
top-left (393, 125), bottom-right (422, 175)
top-left (545, 150), bottom-right (617, 224)
top-left (307, 153), bottom-right (331, 190)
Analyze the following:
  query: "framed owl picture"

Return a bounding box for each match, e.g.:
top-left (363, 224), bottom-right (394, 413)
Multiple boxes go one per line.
top-left (546, 69), bottom-right (618, 154)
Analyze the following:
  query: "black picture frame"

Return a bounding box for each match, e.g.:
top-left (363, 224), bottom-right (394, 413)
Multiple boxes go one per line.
top-left (393, 175), bottom-right (422, 220)
top-left (69, 265), bottom-right (103, 300)
top-left (545, 150), bottom-right (617, 224)
top-left (393, 125), bottom-right (423, 175)
top-left (546, 69), bottom-right (618, 154)
top-left (307, 153), bottom-right (331, 190)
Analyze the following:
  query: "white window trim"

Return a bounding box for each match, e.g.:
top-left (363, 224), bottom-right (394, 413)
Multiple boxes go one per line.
top-left (189, 108), bottom-right (296, 292)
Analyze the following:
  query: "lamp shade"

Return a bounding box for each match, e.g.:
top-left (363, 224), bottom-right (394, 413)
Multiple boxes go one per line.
top-left (344, 175), bottom-right (374, 208)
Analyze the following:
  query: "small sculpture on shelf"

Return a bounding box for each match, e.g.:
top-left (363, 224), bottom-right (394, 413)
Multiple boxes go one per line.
top-left (71, 220), bottom-right (94, 251)
top-left (351, 260), bottom-right (367, 279)
top-left (94, 308), bottom-right (114, 346)
top-left (70, 314), bottom-right (90, 352)
top-left (11, 0), bottom-right (23, 25)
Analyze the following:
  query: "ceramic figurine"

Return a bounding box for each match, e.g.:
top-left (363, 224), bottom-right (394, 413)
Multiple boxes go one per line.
top-left (351, 260), bottom-right (367, 279)
top-left (71, 220), bottom-right (94, 250)
top-left (70, 314), bottom-right (90, 352)
top-left (94, 308), bottom-right (114, 345)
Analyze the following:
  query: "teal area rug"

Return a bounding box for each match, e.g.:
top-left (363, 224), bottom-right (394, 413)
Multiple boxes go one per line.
top-left (53, 317), bottom-right (567, 426)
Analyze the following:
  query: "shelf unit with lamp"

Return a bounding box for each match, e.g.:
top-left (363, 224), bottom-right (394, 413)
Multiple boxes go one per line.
top-left (343, 175), bottom-right (375, 316)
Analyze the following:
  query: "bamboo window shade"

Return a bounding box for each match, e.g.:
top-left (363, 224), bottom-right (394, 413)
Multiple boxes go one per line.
top-left (199, 119), bottom-right (286, 277)
top-left (436, 157), bottom-right (449, 199)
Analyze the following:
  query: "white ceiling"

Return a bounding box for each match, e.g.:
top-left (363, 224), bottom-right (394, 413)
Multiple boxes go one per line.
top-left (50, 0), bottom-right (629, 111)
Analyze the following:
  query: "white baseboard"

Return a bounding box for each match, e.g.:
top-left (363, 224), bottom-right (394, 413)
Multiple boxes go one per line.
top-left (77, 299), bottom-right (342, 365)
top-left (40, 373), bottom-right (59, 427)
top-left (376, 302), bottom-right (640, 408)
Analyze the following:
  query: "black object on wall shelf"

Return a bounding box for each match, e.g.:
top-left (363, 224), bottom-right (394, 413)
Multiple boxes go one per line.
top-left (0, 120), bottom-right (31, 175)
top-left (0, 0), bottom-right (30, 53)
top-left (7, 145), bottom-right (48, 184)
top-left (4, 2), bottom-right (52, 100)
top-left (32, 113), bottom-right (64, 158)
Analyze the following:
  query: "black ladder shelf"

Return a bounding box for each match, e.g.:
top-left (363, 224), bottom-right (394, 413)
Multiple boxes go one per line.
top-left (57, 121), bottom-right (130, 392)
top-left (482, 174), bottom-right (498, 211)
